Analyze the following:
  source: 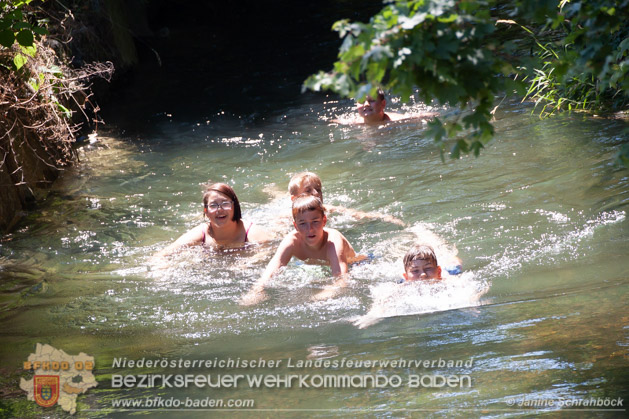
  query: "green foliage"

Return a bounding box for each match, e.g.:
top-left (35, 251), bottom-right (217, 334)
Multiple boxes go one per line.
top-left (305, 0), bottom-right (509, 158)
top-left (521, 0), bottom-right (629, 116)
top-left (304, 0), bottom-right (629, 163)
top-left (1, 1), bottom-right (74, 120)
top-left (0, 0), bottom-right (48, 70)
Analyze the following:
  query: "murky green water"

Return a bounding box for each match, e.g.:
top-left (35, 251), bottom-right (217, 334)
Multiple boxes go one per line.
top-left (1, 96), bottom-right (628, 417)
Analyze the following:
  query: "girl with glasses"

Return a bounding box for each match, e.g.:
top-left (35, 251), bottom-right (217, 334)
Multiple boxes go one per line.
top-left (154, 182), bottom-right (271, 258)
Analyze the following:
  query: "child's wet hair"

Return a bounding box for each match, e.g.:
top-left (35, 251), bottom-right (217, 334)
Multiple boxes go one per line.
top-left (202, 182), bottom-right (242, 221)
top-left (291, 194), bottom-right (326, 220)
top-left (403, 244), bottom-right (438, 271)
top-left (288, 172), bottom-right (322, 198)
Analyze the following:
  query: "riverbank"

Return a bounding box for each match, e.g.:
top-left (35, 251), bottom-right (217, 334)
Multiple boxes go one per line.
top-left (0, 0), bottom-right (145, 232)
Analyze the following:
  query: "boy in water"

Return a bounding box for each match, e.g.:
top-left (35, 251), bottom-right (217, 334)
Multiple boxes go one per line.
top-left (240, 194), bottom-right (362, 305)
top-left (288, 171), bottom-right (405, 226)
top-left (329, 87), bottom-right (436, 125)
top-left (400, 243), bottom-right (462, 283)
top-left (356, 88), bottom-right (391, 124)
top-left (352, 243), bottom-right (463, 329)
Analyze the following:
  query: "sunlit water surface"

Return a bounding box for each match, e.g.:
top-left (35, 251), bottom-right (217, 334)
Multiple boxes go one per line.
top-left (1, 96), bottom-right (628, 417)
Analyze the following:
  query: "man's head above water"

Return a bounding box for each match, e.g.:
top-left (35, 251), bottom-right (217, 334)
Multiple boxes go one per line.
top-left (356, 88), bottom-right (390, 124)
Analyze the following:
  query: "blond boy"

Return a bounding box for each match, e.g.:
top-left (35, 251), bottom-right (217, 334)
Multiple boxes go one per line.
top-left (288, 172), bottom-right (405, 226)
top-left (240, 195), bottom-right (360, 305)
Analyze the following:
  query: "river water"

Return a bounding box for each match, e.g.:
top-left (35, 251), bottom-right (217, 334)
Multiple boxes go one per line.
top-left (1, 94), bottom-right (628, 417)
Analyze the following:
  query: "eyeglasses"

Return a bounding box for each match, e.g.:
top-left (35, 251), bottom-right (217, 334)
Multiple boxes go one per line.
top-left (206, 201), bottom-right (233, 212)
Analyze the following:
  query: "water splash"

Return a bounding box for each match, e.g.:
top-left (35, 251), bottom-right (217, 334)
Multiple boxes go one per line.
top-left (352, 273), bottom-right (489, 329)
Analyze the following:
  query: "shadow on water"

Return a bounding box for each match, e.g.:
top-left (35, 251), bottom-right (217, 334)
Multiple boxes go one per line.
top-left (100, 0), bottom-right (387, 134)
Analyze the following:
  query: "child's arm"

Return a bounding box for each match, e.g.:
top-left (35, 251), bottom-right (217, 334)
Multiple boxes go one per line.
top-left (327, 240), bottom-right (349, 277)
top-left (150, 225), bottom-right (205, 262)
top-left (311, 275), bottom-right (349, 301)
top-left (239, 236), bottom-right (295, 306)
top-left (328, 204), bottom-right (405, 227)
top-left (311, 233), bottom-right (350, 301)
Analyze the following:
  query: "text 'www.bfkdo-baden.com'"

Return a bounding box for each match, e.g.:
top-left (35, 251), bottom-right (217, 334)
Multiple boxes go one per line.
top-left (111, 396), bottom-right (254, 409)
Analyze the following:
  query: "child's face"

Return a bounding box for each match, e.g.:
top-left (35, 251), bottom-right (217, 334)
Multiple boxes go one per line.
top-left (293, 180), bottom-right (322, 201)
top-left (293, 209), bottom-right (326, 246)
top-left (204, 191), bottom-right (234, 226)
top-left (403, 258), bottom-right (442, 281)
top-left (357, 96), bottom-right (385, 119)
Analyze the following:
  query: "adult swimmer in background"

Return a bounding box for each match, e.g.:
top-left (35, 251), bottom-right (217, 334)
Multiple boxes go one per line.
top-left (153, 183), bottom-right (271, 259)
top-left (337, 88), bottom-right (438, 125)
top-left (356, 88), bottom-right (392, 124)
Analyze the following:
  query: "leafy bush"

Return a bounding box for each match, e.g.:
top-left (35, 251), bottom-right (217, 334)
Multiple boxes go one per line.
top-left (0, 0), bottom-right (48, 70)
top-left (304, 0), bottom-right (629, 162)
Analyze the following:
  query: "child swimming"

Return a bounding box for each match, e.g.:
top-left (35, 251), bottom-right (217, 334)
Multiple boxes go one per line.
top-left (240, 194), bottom-right (363, 305)
top-left (352, 243), bottom-right (465, 329)
top-left (153, 183), bottom-right (271, 260)
top-left (288, 171), bottom-right (405, 226)
top-left (399, 243), bottom-right (462, 283)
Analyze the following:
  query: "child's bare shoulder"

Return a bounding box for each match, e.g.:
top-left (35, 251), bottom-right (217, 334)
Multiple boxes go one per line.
top-left (324, 228), bottom-right (351, 245)
top-left (281, 230), bottom-right (302, 246)
top-left (324, 226), bottom-right (343, 237)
